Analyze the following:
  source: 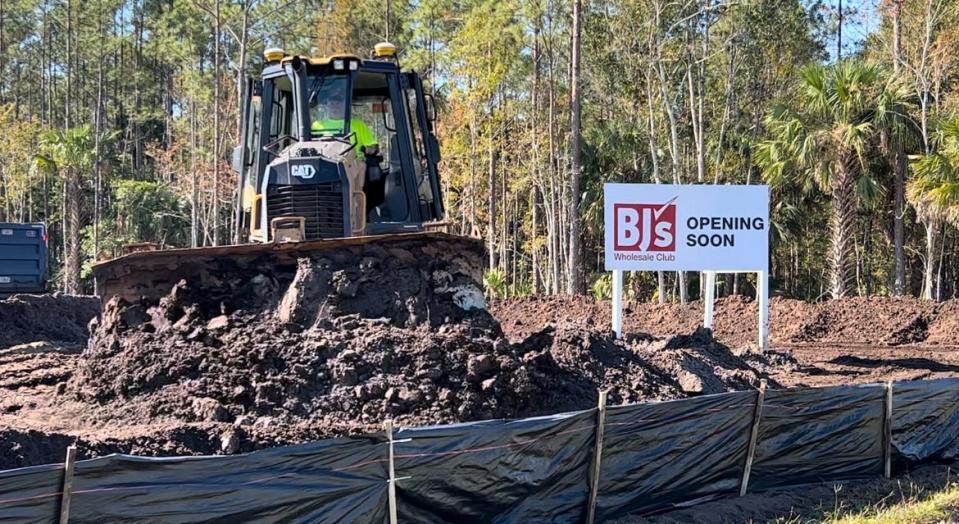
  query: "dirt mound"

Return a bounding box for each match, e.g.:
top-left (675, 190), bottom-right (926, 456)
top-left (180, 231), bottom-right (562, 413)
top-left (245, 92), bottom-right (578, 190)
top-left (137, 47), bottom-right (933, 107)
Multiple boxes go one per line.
top-left (925, 300), bottom-right (959, 345)
top-left (494, 295), bottom-right (959, 348)
top-left (0, 241), bottom-right (774, 468)
top-left (55, 240), bottom-right (771, 458)
top-left (9, 277), bottom-right (959, 472)
top-left (639, 328), bottom-right (777, 394)
top-left (13, 281), bottom-right (959, 470)
top-left (494, 294), bottom-right (769, 348)
top-left (0, 426), bottom-right (224, 471)
top-left (775, 296), bottom-right (937, 345)
top-left (74, 292), bottom-right (768, 441)
top-left (77, 310), bottom-right (768, 438)
top-left (0, 293), bottom-right (99, 347)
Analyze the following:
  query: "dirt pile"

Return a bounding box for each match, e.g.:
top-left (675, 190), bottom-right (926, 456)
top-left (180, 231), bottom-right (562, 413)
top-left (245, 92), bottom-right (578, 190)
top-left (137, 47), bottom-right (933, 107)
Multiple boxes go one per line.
top-left (0, 239), bottom-right (780, 468)
top-left (0, 293), bottom-right (99, 347)
top-left (925, 300), bottom-right (959, 344)
top-left (493, 294), bottom-right (764, 347)
top-left (494, 294), bottom-right (959, 348)
top-left (77, 306), bottom-right (761, 441)
top-left (772, 296), bottom-right (939, 345)
top-left (0, 426), bottom-right (225, 471)
top-left (7, 280), bottom-right (959, 470)
top-left (62, 239), bottom-right (769, 455)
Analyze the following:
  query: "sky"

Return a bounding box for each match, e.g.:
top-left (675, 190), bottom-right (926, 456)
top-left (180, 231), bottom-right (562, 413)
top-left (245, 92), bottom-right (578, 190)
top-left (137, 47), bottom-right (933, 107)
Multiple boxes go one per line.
top-left (818, 0), bottom-right (882, 61)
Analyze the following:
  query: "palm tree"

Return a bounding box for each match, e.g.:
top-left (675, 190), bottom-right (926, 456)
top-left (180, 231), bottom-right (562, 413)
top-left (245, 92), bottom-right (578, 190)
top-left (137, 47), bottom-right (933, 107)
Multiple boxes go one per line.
top-left (909, 118), bottom-right (959, 300)
top-left (33, 126), bottom-right (96, 294)
top-left (756, 61), bottom-right (913, 299)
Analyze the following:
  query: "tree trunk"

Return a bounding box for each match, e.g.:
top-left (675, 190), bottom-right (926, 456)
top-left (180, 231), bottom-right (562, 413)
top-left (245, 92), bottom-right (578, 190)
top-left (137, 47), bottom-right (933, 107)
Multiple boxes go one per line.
top-left (567, 0), bottom-right (583, 295)
top-left (714, 39), bottom-right (736, 184)
top-left (532, 188), bottom-right (540, 293)
top-left (921, 219), bottom-right (936, 300)
top-left (93, 1), bottom-right (105, 261)
top-left (61, 177), bottom-right (66, 292)
top-left (212, 0), bottom-right (221, 246)
top-left (546, 6), bottom-right (560, 294)
top-left (235, 0), bottom-right (250, 139)
top-left (487, 117), bottom-right (497, 269)
top-left (917, 0), bottom-right (936, 155)
top-left (829, 154), bottom-right (857, 298)
top-left (836, 0), bottom-right (842, 60)
top-left (133, 0), bottom-right (144, 170)
top-left (65, 169), bottom-right (81, 294)
top-left (936, 223), bottom-right (946, 301)
top-left (653, 1), bottom-right (685, 303)
top-left (500, 132), bottom-right (508, 271)
top-left (191, 98), bottom-right (199, 248)
top-left (892, 0), bottom-right (906, 295)
top-left (531, 11), bottom-right (541, 294)
top-left (0, 0), bottom-right (5, 106)
top-left (467, 76), bottom-right (477, 235)
top-left (0, 166), bottom-right (7, 222)
top-left (64, 0), bottom-right (71, 129)
top-left (645, 68), bottom-right (666, 304)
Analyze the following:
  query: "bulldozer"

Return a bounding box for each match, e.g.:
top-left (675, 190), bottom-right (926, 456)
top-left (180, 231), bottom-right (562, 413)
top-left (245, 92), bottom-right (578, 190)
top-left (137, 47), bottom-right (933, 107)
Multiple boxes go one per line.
top-left (92, 43), bottom-right (483, 305)
top-left (235, 42), bottom-right (444, 243)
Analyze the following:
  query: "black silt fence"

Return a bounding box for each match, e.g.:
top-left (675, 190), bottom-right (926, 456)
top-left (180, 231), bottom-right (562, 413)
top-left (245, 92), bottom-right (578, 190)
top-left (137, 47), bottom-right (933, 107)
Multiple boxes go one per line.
top-left (1, 378), bottom-right (958, 523)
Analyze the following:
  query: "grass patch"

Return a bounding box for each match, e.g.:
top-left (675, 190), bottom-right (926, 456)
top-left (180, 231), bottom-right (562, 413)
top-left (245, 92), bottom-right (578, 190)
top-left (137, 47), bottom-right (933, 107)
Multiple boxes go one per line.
top-left (825, 483), bottom-right (959, 523)
top-left (787, 472), bottom-right (959, 523)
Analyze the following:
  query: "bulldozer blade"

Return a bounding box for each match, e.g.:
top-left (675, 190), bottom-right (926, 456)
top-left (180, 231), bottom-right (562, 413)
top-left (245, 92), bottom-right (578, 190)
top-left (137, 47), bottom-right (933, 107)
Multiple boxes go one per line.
top-left (92, 232), bottom-right (486, 306)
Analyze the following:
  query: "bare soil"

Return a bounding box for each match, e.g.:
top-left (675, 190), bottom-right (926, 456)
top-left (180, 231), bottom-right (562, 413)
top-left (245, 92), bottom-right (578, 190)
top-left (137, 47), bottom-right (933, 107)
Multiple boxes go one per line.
top-left (493, 294), bottom-right (959, 388)
top-left (493, 294), bottom-right (959, 349)
top-left (0, 242), bottom-right (768, 470)
top-left (0, 293), bottom-right (99, 347)
top-left (4, 278), bottom-right (959, 479)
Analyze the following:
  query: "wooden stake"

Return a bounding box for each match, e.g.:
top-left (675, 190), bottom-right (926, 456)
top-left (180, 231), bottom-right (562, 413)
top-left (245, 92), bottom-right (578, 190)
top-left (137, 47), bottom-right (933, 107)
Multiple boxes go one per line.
top-left (385, 420), bottom-right (398, 524)
top-left (59, 445), bottom-right (77, 524)
top-left (884, 381), bottom-right (893, 479)
top-left (586, 389), bottom-right (608, 524)
top-left (740, 380), bottom-right (766, 496)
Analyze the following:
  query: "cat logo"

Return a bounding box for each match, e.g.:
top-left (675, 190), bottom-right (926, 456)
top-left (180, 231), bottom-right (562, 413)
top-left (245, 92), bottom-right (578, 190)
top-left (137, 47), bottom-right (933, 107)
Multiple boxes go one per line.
top-left (291, 164), bottom-right (316, 180)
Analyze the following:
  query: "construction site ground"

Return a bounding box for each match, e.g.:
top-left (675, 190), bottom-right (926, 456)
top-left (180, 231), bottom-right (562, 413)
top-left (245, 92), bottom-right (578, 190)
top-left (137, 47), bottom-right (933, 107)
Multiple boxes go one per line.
top-left (494, 295), bottom-right (959, 387)
top-left (3, 285), bottom-right (959, 521)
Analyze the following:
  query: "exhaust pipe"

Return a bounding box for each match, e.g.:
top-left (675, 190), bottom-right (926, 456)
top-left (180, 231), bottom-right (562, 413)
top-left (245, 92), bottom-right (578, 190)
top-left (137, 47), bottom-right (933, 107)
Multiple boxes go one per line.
top-left (288, 56), bottom-right (311, 140)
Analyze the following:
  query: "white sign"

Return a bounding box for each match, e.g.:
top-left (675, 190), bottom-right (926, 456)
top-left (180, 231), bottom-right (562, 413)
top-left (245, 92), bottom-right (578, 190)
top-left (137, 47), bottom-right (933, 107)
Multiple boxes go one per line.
top-left (604, 183), bottom-right (769, 272)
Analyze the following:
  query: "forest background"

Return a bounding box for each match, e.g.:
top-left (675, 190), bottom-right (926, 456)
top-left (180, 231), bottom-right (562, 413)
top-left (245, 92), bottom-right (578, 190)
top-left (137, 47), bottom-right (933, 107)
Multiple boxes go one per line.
top-left (1, 0), bottom-right (957, 304)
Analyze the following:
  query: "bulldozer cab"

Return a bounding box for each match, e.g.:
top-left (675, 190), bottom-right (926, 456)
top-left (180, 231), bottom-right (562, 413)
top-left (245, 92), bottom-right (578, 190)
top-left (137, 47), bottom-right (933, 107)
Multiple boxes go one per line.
top-left (232, 45), bottom-right (444, 243)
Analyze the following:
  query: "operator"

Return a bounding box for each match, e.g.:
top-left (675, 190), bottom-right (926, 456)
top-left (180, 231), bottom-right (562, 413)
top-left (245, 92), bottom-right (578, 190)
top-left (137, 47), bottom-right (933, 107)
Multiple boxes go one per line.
top-left (310, 81), bottom-right (386, 212)
top-left (310, 83), bottom-right (378, 159)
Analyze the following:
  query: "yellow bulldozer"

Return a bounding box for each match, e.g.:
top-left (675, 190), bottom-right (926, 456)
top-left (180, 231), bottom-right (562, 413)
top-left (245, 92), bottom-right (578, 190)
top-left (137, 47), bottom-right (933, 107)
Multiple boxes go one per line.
top-left (93, 43), bottom-right (481, 303)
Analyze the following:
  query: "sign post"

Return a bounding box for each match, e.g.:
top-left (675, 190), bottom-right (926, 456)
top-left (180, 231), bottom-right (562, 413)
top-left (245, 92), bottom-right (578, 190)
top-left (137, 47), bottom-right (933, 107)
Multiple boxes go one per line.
top-left (604, 184), bottom-right (770, 350)
top-left (703, 271), bottom-right (717, 329)
top-left (612, 269), bottom-right (624, 337)
top-left (758, 270), bottom-right (769, 350)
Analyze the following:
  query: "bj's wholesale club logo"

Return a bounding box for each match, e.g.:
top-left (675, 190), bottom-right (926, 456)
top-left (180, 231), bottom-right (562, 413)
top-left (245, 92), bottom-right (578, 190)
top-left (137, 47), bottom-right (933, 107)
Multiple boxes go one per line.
top-left (614, 197), bottom-right (677, 252)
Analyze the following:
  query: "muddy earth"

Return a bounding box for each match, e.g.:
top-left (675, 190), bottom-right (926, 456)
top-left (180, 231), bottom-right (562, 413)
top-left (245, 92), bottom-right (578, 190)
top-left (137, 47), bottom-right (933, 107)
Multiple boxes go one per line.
top-left (1, 240), bottom-right (768, 470)
top-left (494, 294), bottom-right (959, 386)
top-left (3, 259), bottom-right (959, 471)
top-left (0, 293), bottom-right (99, 348)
